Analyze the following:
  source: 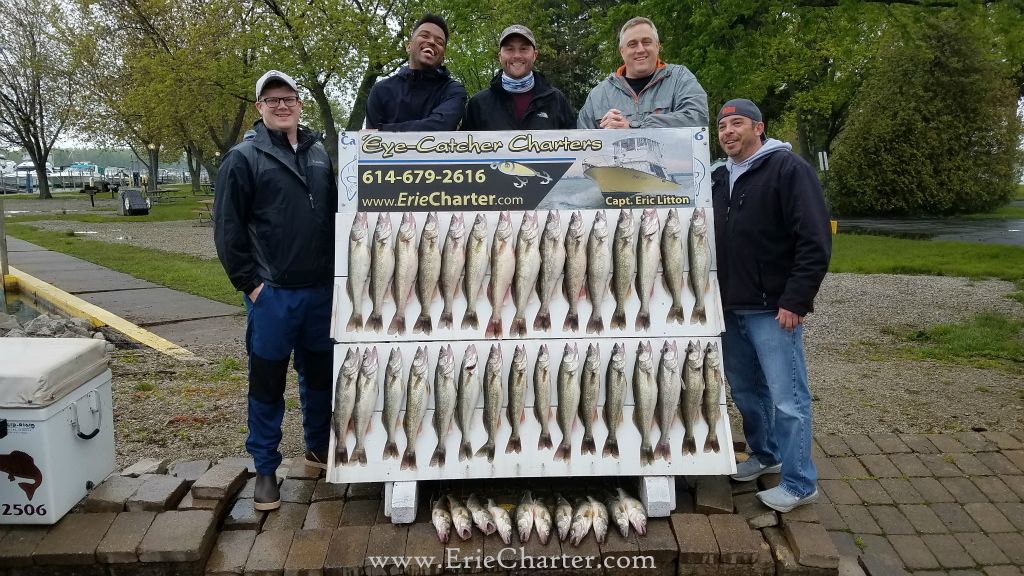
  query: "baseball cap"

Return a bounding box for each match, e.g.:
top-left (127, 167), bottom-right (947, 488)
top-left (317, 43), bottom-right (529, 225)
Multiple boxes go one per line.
top-left (499, 24), bottom-right (536, 48)
top-left (718, 98), bottom-right (767, 142)
top-left (255, 70), bottom-right (299, 100)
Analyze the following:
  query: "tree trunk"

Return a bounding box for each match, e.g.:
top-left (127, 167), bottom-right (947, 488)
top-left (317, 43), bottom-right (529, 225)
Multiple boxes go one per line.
top-left (346, 67), bottom-right (381, 132)
top-left (795, 116), bottom-right (814, 163)
top-left (34, 165), bottom-right (51, 199)
top-left (185, 145), bottom-right (202, 193)
top-left (148, 147), bottom-right (160, 193)
top-left (307, 82), bottom-right (338, 167)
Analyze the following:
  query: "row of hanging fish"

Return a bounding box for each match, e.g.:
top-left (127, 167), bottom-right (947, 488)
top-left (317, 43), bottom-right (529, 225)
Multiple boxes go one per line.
top-left (345, 207), bottom-right (712, 338)
top-left (331, 339), bottom-right (724, 469)
top-left (431, 489), bottom-right (648, 545)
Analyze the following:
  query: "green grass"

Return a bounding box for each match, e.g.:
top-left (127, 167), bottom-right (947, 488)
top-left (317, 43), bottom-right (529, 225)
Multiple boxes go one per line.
top-left (895, 312), bottom-right (1024, 373)
top-left (831, 234), bottom-right (1024, 281)
top-left (7, 196), bottom-right (206, 223)
top-left (962, 205), bottom-right (1024, 220)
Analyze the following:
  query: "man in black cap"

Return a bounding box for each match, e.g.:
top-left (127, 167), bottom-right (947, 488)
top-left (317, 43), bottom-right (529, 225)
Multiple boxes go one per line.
top-left (365, 13), bottom-right (467, 131)
top-left (462, 24), bottom-right (575, 130)
top-left (712, 98), bottom-right (831, 513)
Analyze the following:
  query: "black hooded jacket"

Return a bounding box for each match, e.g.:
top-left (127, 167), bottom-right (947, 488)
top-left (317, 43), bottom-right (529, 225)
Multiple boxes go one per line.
top-left (365, 66), bottom-right (467, 131)
top-left (462, 70), bottom-right (576, 130)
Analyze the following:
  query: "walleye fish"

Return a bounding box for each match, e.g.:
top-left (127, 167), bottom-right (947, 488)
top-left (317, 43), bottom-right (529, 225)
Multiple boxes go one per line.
top-left (602, 342), bottom-right (627, 458)
top-left (681, 340), bottom-right (706, 455)
top-left (387, 212), bottom-right (418, 335)
top-left (461, 213), bottom-right (489, 330)
top-left (447, 495), bottom-right (474, 541)
top-left (533, 497), bottom-right (554, 545)
top-left (635, 209), bottom-right (661, 330)
top-left (586, 210), bottom-right (612, 334)
top-left (439, 214), bottom-right (466, 330)
top-left (466, 493), bottom-right (497, 535)
top-left (702, 341), bottom-right (724, 453)
top-left (366, 214), bottom-right (395, 332)
top-left (430, 345), bottom-right (457, 467)
top-left (655, 341), bottom-right (682, 462)
top-left (632, 340), bottom-right (657, 466)
top-left (432, 497), bottom-right (452, 543)
top-left (688, 208), bottom-right (711, 325)
top-left (579, 342), bottom-right (601, 455)
top-left (661, 208), bottom-right (685, 324)
top-left (610, 209), bottom-right (636, 330)
top-left (568, 498), bottom-right (593, 546)
top-left (486, 210), bottom-right (516, 338)
top-left (505, 345), bottom-right (528, 454)
top-left (401, 346), bottom-right (430, 470)
top-left (350, 347), bottom-right (379, 466)
top-left (617, 488), bottom-right (648, 536)
top-left (535, 210), bottom-right (565, 331)
top-left (554, 343), bottom-right (580, 462)
top-left (456, 345), bottom-right (481, 461)
top-left (590, 496), bottom-right (609, 544)
top-left (606, 492), bottom-right (630, 538)
top-left (475, 344), bottom-right (504, 462)
top-left (510, 211), bottom-right (541, 337)
top-left (414, 212), bottom-right (442, 334)
top-left (534, 344), bottom-right (553, 450)
top-left (488, 498), bottom-right (514, 545)
top-left (517, 492), bottom-right (535, 543)
top-left (332, 347), bottom-right (360, 465)
top-left (346, 213), bottom-right (371, 331)
top-left (381, 348), bottom-right (405, 460)
top-left (562, 210), bottom-right (588, 332)
top-left (555, 494), bottom-right (573, 542)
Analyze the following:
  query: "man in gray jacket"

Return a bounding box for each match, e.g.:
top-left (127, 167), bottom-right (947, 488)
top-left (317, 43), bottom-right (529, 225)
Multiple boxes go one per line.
top-left (578, 17), bottom-right (708, 129)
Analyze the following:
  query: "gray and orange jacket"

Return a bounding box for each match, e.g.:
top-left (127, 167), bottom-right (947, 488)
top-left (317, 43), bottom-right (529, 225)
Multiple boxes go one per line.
top-left (577, 61), bottom-right (708, 129)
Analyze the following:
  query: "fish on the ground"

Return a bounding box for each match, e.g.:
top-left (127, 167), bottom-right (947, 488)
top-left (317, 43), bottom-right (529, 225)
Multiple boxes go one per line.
top-left (476, 344), bottom-right (504, 461)
top-left (456, 344), bottom-right (481, 461)
top-left (579, 342), bottom-right (601, 455)
top-left (534, 344), bottom-right (553, 450)
top-left (332, 347), bottom-right (360, 465)
top-left (535, 210), bottom-right (565, 331)
top-left (346, 213), bottom-right (371, 331)
top-left (505, 345), bottom-right (528, 454)
top-left (439, 214), bottom-right (466, 329)
top-left (401, 346), bottom-right (430, 470)
top-left (350, 347), bottom-right (379, 465)
top-left (586, 210), bottom-right (612, 334)
top-left (661, 208), bottom-right (685, 324)
top-left (610, 209), bottom-right (636, 330)
top-left (702, 341), bottom-right (724, 453)
top-left (447, 495), bottom-right (474, 541)
top-left (687, 208), bottom-right (711, 325)
top-left (617, 488), bottom-right (648, 536)
top-left (533, 497), bottom-right (554, 545)
top-left (488, 498), bottom-right (514, 545)
top-left (517, 491), bottom-right (536, 543)
top-left (654, 340), bottom-right (682, 462)
top-left (606, 491), bottom-right (630, 538)
top-left (554, 343), bottom-right (580, 462)
top-left (562, 210), bottom-right (588, 331)
top-left (635, 208), bottom-right (661, 330)
top-left (388, 212), bottom-right (418, 335)
top-left (590, 496), bottom-right (609, 544)
top-left (432, 497), bottom-right (453, 543)
top-left (568, 498), bottom-right (594, 546)
top-left (461, 213), bottom-right (489, 330)
top-left (466, 493), bottom-right (497, 535)
top-left (555, 494), bottom-right (573, 542)
top-left (681, 339), bottom-right (706, 455)
top-left (632, 340), bottom-right (657, 466)
top-left (486, 210), bottom-right (516, 338)
top-left (510, 211), bottom-right (541, 337)
top-left (381, 348), bottom-right (405, 460)
top-left (602, 342), bottom-right (626, 458)
top-left (366, 214), bottom-right (395, 332)
top-left (414, 212), bottom-right (442, 334)
top-left (430, 345), bottom-right (457, 467)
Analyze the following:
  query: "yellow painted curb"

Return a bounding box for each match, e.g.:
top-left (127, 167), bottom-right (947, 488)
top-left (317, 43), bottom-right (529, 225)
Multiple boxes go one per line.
top-left (7, 266), bottom-right (196, 361)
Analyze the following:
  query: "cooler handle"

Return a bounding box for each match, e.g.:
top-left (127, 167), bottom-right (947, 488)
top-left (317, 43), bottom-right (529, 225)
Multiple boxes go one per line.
top-left (70, 391), bottom-right (102, 441)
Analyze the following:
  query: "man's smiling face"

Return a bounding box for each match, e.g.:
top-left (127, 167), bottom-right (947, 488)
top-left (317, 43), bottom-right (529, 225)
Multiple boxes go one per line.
top-left (619, 23), bottom-right (660, 79)
top-left (407, 22), bottom-right (447, 70)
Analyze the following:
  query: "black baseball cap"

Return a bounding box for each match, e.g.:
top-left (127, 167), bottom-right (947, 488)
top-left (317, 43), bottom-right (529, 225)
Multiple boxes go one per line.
top-left (718, 98), bottom-right (767, 142)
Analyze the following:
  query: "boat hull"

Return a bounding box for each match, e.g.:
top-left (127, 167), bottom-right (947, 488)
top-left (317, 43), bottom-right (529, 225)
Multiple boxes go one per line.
top-left (584, 166), bottom-right (680, 195)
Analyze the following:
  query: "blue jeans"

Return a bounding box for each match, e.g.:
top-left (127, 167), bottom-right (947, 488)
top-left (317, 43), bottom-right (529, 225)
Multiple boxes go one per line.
top-left (723, 311), bottom-right (817, 497)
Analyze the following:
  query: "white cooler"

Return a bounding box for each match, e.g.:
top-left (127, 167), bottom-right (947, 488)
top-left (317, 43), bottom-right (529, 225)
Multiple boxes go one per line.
top-left (0, 338), bottom-right (115, 524)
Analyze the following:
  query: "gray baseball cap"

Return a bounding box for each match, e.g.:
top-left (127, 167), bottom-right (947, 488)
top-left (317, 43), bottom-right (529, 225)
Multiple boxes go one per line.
top-left (499, 24), bottom-right (536, 48)
top-left (255, 70), bottom-right (298, 100)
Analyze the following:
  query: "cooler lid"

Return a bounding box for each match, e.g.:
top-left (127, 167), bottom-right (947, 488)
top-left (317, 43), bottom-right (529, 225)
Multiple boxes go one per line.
top-left (0, 338), bottom-right (109, 408)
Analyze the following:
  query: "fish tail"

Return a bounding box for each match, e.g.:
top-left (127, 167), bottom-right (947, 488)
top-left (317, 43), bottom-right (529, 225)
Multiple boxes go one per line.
top-left (635, 311), bottom-right (650, 331)
top-left (334, 442), bottom-right (348, 466)
top-left (386, 313), bottom-right (405, 336)
top-left (610, 306), bottom-right (627, 329)
top-left (459, 441), bottom-right (473, 462)
top-left (666, 305), bottom-right (684, 324)
top-left (553, 441), bottom-right (572, 462)
top-left (365, 312), bottom-right (383, 332)
top-left (351, 447), bottom-right (367, 466)
top-left (346, 313), bottom-right (363, 332)
top-left (562, 311), bottom-right (578, 332)
top-left (690, 304), bottom-right (706, 325)
top-left (509, 317), bottom-right (526, 337)
top-left (400, 448), bottom-right (417, 470)
top-left (429, 444), bottom-right (446, 467)
top-left (474, 442), bottom-right (496, 462)
top-left (460, 308), bottom-right (478, 330)
top-left (538, 432), bottom-right (553, 450)
top-left (586, 312), bottom-right (604, 335)
top-left (485, 316), bottom-right (502, 339)
top-left (655, 439), bottom-right (671, 462)
top-left (382, 441), bottom-right (399, 460)
top-left (640, 442), bottom-right (655, 466)
top-left (682, 435), bottom-right (697, 455)
top-left (439, 310), bottom-right (453, 329)
top-left (533, 310), bottom-right (550, 331)
top-left (704, 434), bottom-right (720, 453)
top-left (505, 434), bottom-right (522, 454)
top-left (602, 436), bottom-right (619, 458)
top-left (412, 312), bottom-right (432, 335)
top-left (580, 434), bottom-right (595, 455)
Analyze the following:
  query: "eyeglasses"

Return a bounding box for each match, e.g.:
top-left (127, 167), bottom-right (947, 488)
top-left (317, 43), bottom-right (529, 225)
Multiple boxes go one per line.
top-left (260, 96), bottom-right (300, 108)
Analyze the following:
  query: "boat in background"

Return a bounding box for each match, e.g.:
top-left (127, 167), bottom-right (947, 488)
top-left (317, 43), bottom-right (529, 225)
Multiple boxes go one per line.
top-left (583, 136), bottom-right (680, 195)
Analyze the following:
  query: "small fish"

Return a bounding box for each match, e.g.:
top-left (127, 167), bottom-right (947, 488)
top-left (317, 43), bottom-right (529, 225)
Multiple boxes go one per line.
top-left (632, 340), bottom-right (657, 466)
top-left (702, 341), bottom-right (724, 453)
top-left (475, 344), bottom-right (503, 461)
top-left (590, 496), bottom-right (609, 544)
top-left (579, 342), bottom-right (601, 455)
top-left (461, 214), bottom-right (489, 329)
top-left (346, 213), bottom-right (371, 331)
top-left (401, 346), bottom-right (430, 470)
top-left (534, 344), bottom-right (553, 450)
top-left (447, 495), bottom-right (474, 541)
top-left (681, 340), bottom-right (706, 455)
top-left (387, 212), bottom-right (418, 335)
top-left (350, 347), bottom-right (379, 466)
top-left (456, 345), bottom-right (481, 461)
top-left (562, 210), bottom-right (588, 332)
top-left (432, 497), bottom-right (452, 543)
top-left (533, 497), bottom-right (554, 545)
top-left (332, 347), bottom-right (360, 465)
top-left (535, 210), bottom-right (565, 331)
top-left (555, 494), bottom-right (573, 542)
top-left (606, 492), bottom-right (630, 538)
top-left (586, 210), bottom-right (612, 334)
top-left (381, 348), bottom-right (405, 460)
top-left (635, 208), bottom-right (661, 330)
top-left (655, 341), bottom-right (682, 462)
top-left (568, 498), bottom-right (594, 546)
top-left (430, 345), bottom-right (457, 467)
top-left (466, 493), bottom-right (497, 535)
top-left (602, 342), bottom-right (627, 458)
top-left (413, 212), bottom-right (442, 334)
top-left (688, 208), bottom-right (711, 324)
top-left (488, 498), bottom-right (514, 545)
top-left (618, 488), bottom-right (648, 536)
top-left (554, 343), bottom-right (580, 462)
top-left (505, 345), bottom-right (528, 454)
top-left (439, 214), bottom-right (466, 330)
top-left (510, 211), bottom-right (541, 337)
top-left (661, 208), bottom-right (685, 324)
top-left (610, 209), bottom-right (636, 330)
top-left (486, 211), bottom-right (516, 338)
top-left (366, 214), bottom-right (394, 332)
top-left (516, 491), bottom-right (535, 543)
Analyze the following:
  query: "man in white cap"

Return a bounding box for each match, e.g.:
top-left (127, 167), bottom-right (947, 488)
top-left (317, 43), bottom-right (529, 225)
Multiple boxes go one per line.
top-left (462, 24), bottom-right (575, 130)
top-left (214, 70), bottom-right (337, 511)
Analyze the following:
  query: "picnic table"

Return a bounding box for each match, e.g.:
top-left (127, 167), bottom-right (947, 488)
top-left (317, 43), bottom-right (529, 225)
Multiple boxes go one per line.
top-left (194, 199), bottom-right (215, 226)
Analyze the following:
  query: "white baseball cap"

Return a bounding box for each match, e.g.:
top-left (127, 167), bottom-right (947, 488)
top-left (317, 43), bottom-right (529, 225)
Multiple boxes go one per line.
top-left (255, 70), bottom-right (299, 100)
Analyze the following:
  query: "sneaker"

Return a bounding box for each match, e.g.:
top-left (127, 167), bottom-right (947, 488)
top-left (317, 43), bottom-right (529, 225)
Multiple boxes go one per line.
top-left (756, 485), bottom-right (818, 513)
top-left (253, 473), bottom-right (281, 511)
top-left (731, 457), bottom-right (782, 482)
top-left (304, 448), bottom-right (329, 470)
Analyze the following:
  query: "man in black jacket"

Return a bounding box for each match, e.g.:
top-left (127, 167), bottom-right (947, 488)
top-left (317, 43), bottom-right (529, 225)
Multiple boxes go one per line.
top-left (712, 99), bottom-right (831, 513)
top-left (462, 24), bottom-right (575, 130)
top-left (214, 70), bottom-right (337, 511)
top-left (365, 13), bottom-right (466, 131)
